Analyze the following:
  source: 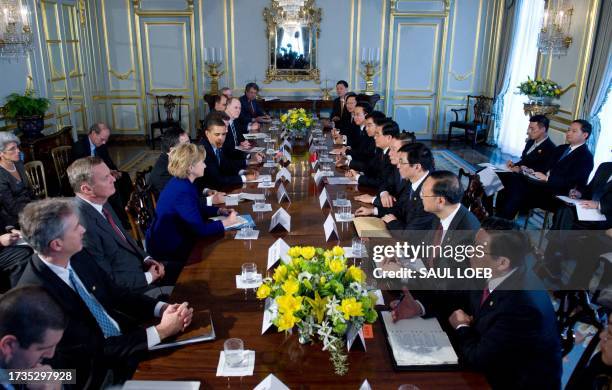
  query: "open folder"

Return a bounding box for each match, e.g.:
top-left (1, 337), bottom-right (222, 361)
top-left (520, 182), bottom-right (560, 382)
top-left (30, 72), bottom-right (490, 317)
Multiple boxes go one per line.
top-left (353, 217), bottom-right (392, 238)
top-left (380, 311), bottom-right (458, 370)
top-left (150, 310), bottom-right (215, 351)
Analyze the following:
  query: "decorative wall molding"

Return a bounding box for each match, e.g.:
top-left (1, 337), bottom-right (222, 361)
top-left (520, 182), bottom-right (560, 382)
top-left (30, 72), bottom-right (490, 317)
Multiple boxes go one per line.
top-left (109, 68), bottom-right (135, 80)
top-left (448, 70), bottom-right (473, 81)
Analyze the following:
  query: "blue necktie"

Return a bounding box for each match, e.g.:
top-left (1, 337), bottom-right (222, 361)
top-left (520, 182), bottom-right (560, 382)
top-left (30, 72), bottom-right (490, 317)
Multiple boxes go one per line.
top-left (559, 147), bottom-right (571, 161)
top-left (68, 269), bottom-right (121, 338)
top-left (215, 148), bottom-right (221, 164)
top-left (231, 122), bottom-right (237, 143)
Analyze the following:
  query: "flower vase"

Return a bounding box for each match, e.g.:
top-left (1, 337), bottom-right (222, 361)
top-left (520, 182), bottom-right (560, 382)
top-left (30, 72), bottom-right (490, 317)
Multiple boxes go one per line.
top-left (528, 95), bottom-right (553, 105)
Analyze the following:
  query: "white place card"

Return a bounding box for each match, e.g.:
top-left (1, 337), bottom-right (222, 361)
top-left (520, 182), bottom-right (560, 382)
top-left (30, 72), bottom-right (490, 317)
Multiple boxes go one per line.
top-left (346, 323), bottom-right (366, 351)
top-left (371, 289), bottom-right (385, 305)
top-left (342, 246), bottom-right (367, 259)
top-left (323, 213), bottom-right (339, 242)
top-left (262, 297), bottom-right (278, 334)
top-left (267, 238), bottom-right (291, 269)
top-left (281, 139), bottom-right (292, 150)
top-left (253, 374), bottom-right (290, 390)
top-left (253, 203), bottom-right (273, 212)
top-left (282, 149), bottom-right (292, 162)
top-left (280, 130), bottom-right (287, 139)
top-left (359, 379), bottom-right (373, 390)
top-left (318, 187), bottom-right (332, 209)
top-left (216, 350), bottom-right (255, 377)
top-left (235, 274), bottom-right (263, 289)
top-left (314, 170), bottom-right (325, 186)
top-left (275, 167), bottom-right (292, 183)
top-left (240, 192), bottom-right (265, 201)
top-left (276, 183), bottom-right (291, 203)
top-left (311, 160), bottom-right (318, 170)
top-left (269, 207), bottom-right (291, 232)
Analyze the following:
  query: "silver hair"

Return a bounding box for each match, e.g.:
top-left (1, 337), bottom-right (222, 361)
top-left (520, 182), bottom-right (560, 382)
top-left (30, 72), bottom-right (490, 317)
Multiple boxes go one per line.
top-left (0, 131), bottom-right (20, 153)
top-left (19, 198), bottom-right (80, 255)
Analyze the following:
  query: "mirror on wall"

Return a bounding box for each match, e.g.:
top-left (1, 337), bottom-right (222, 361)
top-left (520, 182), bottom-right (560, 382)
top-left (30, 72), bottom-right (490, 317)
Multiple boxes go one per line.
top-left (263, 0), bottom-right (321, 83)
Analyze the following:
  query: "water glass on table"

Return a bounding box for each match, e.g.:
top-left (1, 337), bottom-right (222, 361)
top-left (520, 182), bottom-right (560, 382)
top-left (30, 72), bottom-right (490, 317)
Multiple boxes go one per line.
top-left (352, 237), bottom-right (365, 258)
top-left (224, 338), bottom-right (245, 368)
top-left (336, 191), bottom-right (348, 207)
top-left (340, 204), bottom-right (352, 221)
top-left (241, 262), bottom-right (257, 284)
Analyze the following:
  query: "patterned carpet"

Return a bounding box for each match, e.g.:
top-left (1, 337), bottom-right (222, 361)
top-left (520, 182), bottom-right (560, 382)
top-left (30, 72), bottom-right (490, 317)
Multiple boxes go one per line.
top-left (118, 150), bottom-right (160, 179)
top-left (431, 149), bottom-right (479, 174)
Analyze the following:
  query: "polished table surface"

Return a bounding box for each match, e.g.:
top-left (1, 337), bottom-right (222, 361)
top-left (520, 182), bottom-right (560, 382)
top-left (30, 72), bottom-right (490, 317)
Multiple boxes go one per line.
top-left (134, 135), bottom-right (490, 389)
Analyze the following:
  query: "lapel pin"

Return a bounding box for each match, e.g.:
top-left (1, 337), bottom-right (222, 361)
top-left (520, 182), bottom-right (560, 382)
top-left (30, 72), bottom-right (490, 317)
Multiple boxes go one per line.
top-left (489, 300), bottom-right (493, 306)
top-left (92, 285), bottom-right (96, 291)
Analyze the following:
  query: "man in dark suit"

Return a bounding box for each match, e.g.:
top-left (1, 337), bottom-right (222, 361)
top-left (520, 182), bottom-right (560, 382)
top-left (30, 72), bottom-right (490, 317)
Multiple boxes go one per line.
top-left (346, 120), bottom-right (399, 188)
top-left (224, 97), bottom-right (256, 160)
top-left (198, 113), bottom-right (259, 190)
top-left (496, 119), bottom-right (594, 219)
top-left (337, 111), bottom-right (385, 172)
top-left (150, 128), bottom-right (190, 197)
top-left (71, 123), bottom-right (132, 228)
top-left (505, 115), bottom-right (556, 173)
top-left (390, 170), bottom-right (481, 321)
top-left (238, 82), bottom-right (269, 126)
top-left (332, 93), bottom-right (358, 141)
top-left (330, 80), bottom-right (348, 125)
top-left (67, 157), bottom-right (178, 296)
top-left (17, 198), bottom-right (193, 388)
top-left (448, 217), bottom-right (562, 389)
top-left (0, 286), bottom-right (65, 387)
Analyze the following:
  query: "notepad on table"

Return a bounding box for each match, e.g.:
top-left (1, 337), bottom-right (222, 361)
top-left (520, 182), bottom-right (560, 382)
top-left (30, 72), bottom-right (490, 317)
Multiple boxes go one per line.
top-left (209, 214), bottom-right (254, 230)
top-left (150, 310), bottom-right (215, 351)
top-left (380, 311), bottom-right (458, 368)
top-left (353, 217), bottom-right (392, 238)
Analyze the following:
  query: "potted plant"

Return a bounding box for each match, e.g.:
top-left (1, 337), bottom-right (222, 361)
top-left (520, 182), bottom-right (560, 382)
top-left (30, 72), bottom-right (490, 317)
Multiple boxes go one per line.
top-left (3, 89), bottom-right (50, 138)
top-left (517, 77), bottom-right (562, 105)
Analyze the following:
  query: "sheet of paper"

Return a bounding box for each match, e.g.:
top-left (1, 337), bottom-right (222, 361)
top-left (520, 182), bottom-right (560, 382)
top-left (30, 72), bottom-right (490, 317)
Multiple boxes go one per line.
top-left (381, 311), bottom-right (458, 366)
top-left (478, 162), bottom-right (511, 172)
top-left (253, 204), bottom-right (273, 212)
top-left (319, 187), bottom-right (331, 209)
top-left (334, 213), bottom-right (354, 222)
top-left (556, 195), bottom-right (582, 205)
top-left (262, 298), bottom-right (278, 334)
top-left (225, 195), bottom-right (240, 206)
top-left (240, 192), bottom-right (266, 201)
top-left (123, 381), bottom-right (200, 390)
top-left (277, 183), bottom-right (291, 203)
top-left (216, 350), bottom-right (255, 377)
top-left (247, 174), bottom-right (272, 183)
top-left (253, 374), bottom-right (290, 390)
top-left (209, 215), bottom-right (248, 230)
top-left (269, 208), bottom-right (291, 232)
top-left (267, 238), bottom-right (291, 269)
top-left (235, 274), bottom-right (263, 289)
top-left (323, 213), bottom-right (339, 241)
top-left (576, 203), bottom-right (606, 221)
top-left (477, 167), bottom-right (504, 196)
top-left (235, 229), bottom-right (260, 240)
top-left (327, 177), bottom-right (358, 185)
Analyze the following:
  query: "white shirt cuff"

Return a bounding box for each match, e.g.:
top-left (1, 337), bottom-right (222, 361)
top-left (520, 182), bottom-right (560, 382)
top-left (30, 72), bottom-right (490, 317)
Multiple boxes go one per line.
top-left (239, 169), bottom-right (245, 175)
top-left (415, 300), bottom-right (426, 317)
top-left (146, 326), bottom-right (161, 349)
top-left (371, 196), bottom-right (377, 205)
top-left (455, 324), bottom-right (470, 330)
top-left (154, 301), bottom-right (167, 317)
top-left (373, 207), bottom-right (378, 216)
top-left (241, 175), bottom-right (247, 183)
top-left (346, 155), bottom-right (352, 162)
top-left (355, 174), bottom-right (361, 181)
top-left (206, 195), bottom-right (213, 206)
top-left (145, 272), bottom-right (153, 284)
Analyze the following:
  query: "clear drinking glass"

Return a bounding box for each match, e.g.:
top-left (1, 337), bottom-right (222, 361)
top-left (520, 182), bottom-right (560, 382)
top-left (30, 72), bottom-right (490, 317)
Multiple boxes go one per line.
top-left (241, 263), bottom-right (257, 283)
top-left (336, 191), bottom-right (348, 206)
top-left (340, 204), bottom-right (352, 220)
top-left (224, 338), bottom-right (244, 368)
top-left (352, 237), bottom-right (365, 257)
top-left (254, 197), bottom-right (265, 211)
top-left (240, 226), bottom-right (253, 239)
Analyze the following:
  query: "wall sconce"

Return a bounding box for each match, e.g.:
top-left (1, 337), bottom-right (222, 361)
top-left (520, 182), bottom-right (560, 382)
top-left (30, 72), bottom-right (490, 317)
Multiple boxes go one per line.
top-left (0, 0), bottom-right (33, 59)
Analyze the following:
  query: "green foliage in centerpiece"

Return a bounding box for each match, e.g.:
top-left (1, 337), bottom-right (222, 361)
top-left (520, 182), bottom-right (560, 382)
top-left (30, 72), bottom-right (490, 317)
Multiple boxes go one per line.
top-left (280, 108), bottom-right (313, 137)
top-left (517, 77), bottom-right (561, 98)
top-left (257, 245), bottom-right (378, 375)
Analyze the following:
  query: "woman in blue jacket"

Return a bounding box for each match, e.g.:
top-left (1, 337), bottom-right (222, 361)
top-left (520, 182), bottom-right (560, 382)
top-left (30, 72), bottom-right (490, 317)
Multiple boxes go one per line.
top-left (146, 143), bottom-right (237, 262)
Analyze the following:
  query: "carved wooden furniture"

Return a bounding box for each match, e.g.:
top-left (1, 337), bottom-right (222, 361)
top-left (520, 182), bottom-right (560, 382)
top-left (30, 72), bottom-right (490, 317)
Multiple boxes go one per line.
top-left (458, 168), bottom-right (490, 221)
top-left (24, 160), bottom-right (48, 199)
top-left (260, 97), bottom-right (333, 117)
top-left (125, 190), bottom-right (156, 248)
top-left (51, 145), bottom-right (73, 195)
top-left (149, 94), bottom-right (183, 149)
top-left (447, 95), bottom-right (493, 146)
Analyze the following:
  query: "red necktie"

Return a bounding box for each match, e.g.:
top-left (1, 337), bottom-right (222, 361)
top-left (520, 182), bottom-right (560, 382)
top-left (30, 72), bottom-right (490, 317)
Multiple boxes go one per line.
top-left (427, 223), bottom-right (444, 268)
top-left (102, 208), bottom-right (126, 242)
top-left (480, 287), bottom-right (490, 307)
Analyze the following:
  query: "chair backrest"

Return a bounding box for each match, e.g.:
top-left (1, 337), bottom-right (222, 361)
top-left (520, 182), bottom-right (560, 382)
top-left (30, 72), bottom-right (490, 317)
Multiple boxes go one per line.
top-left (51, 145), bottom-right (73, 190)
top-left (154, 94), bottom-right (182, 123)
top-left (24, 160), bottom-right (48, 199)
top-left (134, 166), bottom-right (153, 191)
top-left (458, 168), bottom-right (489, 221)
top-left (357, 93), bottom-right (381, 109)
top-left (466, 95), bottom-right (493, 124)
top-left (125, 189), bottom-right (156, 248)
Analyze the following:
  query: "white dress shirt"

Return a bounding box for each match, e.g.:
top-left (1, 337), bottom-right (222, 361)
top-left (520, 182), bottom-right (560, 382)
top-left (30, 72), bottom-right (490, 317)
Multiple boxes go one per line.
top-left (39, 257), bottom-right (165, 349)
top-left (525, 136), bottom-right (548, 155)
top-left (439, 203), bottom-right (462, 242)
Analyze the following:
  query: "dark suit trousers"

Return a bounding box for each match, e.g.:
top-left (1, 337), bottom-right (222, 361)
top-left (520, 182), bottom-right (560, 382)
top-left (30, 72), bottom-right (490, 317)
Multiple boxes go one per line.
top-left (0, 246), bottom-right (32, 292)
top-left (496, 174), bottom-right (562, 219)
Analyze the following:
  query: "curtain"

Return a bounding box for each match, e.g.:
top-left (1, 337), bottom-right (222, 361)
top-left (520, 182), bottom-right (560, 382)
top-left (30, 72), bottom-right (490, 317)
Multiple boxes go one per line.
top-left (582, 0), bottom-right (612, 154)
top-left (496, 0), bottom-right (544, 156)
top-left (489, 0), bottom-right (519, 143)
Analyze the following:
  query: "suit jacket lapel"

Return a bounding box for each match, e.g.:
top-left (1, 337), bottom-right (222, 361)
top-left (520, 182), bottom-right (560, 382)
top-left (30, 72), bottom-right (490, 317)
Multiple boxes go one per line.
top-left (31, 254), bottom-right (84, 314)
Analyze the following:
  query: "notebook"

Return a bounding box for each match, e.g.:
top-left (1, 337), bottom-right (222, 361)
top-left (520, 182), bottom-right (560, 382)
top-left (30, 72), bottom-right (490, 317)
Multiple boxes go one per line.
top-left (353, 217), bottom-right (392, 238)
top-left (380, 311), bottom-right (458, 370)
top-left (150, 310), bottom-right (215, 351)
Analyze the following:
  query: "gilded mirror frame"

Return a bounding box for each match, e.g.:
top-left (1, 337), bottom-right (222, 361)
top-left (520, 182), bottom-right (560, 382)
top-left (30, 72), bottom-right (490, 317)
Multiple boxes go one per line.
top-left (263, 0), bottom-right (321, 83)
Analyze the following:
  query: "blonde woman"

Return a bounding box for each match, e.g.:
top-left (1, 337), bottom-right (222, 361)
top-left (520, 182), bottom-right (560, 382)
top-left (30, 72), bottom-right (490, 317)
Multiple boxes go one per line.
top-left (146, 143), bottom-right (237, 262)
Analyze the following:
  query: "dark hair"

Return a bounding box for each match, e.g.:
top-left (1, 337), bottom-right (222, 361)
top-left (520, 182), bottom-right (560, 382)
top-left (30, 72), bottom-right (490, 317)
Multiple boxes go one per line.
top-left (89, 123), bottom-right (107, 135)
top-left (244, 82), bottom-right (259, 93)
top-left (529, 115), bottom-right (549, 132)
top-left (366, 111), bottom-right (386, 121)
top-left (395, 131), bottom-right (416, 144)
top-left (371, 115), bottom-right (389, 127)
top-left (336, 80), bottom-right (348, 88)
top-left (572, 119), bottom-right (592, 138)
top-left (160, 128), bottom-right (188, 153)
top-left (428, 170), bottom-right (463, 204)
top-left (344, 92), bottom-right (357, 103)
top-left (0, 286), bottom-right (65, 348)
top-left (381, 120), bottom-right (400, 137)
top-left (480, 217), bottom-right (530, 268)
top-left (355, 102), bottom-right (372, 114)
top-left (213, 94), bottom-right (226, 105)
top-left (399, 143), bottom-right (434, 171)
top-left (204, 112), bottom-right (227, 130)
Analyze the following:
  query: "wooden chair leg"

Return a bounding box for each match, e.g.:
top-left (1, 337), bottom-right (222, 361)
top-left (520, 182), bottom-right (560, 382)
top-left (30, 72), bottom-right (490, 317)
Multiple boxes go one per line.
top-left (447, 126), bottom-right (453, 144)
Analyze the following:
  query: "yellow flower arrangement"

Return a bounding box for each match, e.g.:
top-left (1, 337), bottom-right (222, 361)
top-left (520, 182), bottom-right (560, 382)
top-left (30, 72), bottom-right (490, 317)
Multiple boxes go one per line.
top-left (280, 108), bottom-right (313, 135)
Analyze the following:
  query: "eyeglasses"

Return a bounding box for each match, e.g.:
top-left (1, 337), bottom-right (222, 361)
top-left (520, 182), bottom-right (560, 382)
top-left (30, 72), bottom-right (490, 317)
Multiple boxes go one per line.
top-left (3, 146), bottom-right (19, 152)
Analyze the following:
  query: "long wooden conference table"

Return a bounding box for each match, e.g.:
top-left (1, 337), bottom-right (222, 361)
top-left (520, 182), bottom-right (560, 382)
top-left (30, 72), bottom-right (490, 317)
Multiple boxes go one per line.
top-left (134, 130), bottom-right (489, 389)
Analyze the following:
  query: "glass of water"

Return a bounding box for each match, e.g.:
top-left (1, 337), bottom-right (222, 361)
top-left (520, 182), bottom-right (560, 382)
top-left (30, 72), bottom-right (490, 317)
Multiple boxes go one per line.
top-left (241, 262), bottom-right (257, 283)
top-left (254, 197), bottom-right (265, 211)
top-left (336, 191), bottom-right (348, 207)
top-left (352, 237), bottom-right (365, 257)
top-left (240, 226), bottom-right (254, 239)
top-left (224, 338), bottom-right (244, 368)
top-left (340, 204), bottom-right (352, 221)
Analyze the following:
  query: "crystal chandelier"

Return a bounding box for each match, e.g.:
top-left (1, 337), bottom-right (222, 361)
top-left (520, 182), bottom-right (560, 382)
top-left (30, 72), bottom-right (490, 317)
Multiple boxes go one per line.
top-left (276, 0), bottom-right (306, 24)
top-left (537, 0), bottom-right (573, 58)
top-left (0, 0), bottom-right (33, 58)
